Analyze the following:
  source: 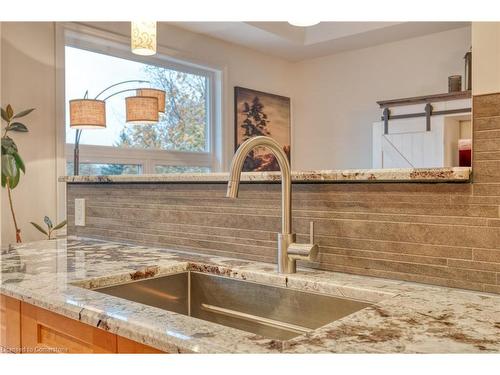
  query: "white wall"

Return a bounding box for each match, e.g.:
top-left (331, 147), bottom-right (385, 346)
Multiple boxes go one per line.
top-left (291, 27), bottom-right (471, 170)
top-left (472, 22), bottom-right (500, 95)
top-left (1, 22), bottom-right (58, 245)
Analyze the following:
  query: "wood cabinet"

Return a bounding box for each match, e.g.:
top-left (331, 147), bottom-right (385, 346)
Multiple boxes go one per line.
top-left (21, 302), bottom-right (117, 353)
top-left (0, 294), bottom-right (166, 354)
top-left (0, 294), bottom-right (21, 353)
top-left (117, 336), bottom-right (164, 354)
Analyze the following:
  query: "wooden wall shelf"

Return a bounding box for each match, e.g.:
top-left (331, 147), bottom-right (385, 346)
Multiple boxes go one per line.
top-left (377, 90), bottom-right (471, 108)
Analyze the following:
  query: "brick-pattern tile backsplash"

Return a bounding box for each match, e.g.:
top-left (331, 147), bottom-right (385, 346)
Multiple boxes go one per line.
top-left (67, 94), bottom-right (500, 294)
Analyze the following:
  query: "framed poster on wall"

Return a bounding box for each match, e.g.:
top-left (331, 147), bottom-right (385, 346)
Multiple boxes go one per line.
top-left (234, 86), bottom-right (291, 172)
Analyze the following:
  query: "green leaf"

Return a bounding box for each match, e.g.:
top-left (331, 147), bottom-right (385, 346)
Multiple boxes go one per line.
top-left (13, 152), bottom-right (25, 174)
top-left (53, 220), bottom-right (67, 231)
top-left (9, 168), bottom-right (20, 189)
top-left (1, 107), bottom-right (9, 122)
top-left (6, 105), bottom-right (13, 119)
top-left (7, 122), bottom-right (28, 132)
top-left (44, 216), bottom-right (53, 229)
top-left (1, 154), bottom-right (16, 178)
top-left (30, 222), bottom-right (48, 236)
top-left (12, 108), bottom-right (35, 119)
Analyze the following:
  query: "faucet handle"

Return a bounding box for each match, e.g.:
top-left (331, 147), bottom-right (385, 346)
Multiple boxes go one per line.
top-left (287, 221), bottom-right (319, 262)
top-left (287, 242), bottom-right (319, 261)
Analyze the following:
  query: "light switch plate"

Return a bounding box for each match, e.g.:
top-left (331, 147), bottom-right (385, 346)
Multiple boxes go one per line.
top-left (74, 198), bottom-right (86, 226)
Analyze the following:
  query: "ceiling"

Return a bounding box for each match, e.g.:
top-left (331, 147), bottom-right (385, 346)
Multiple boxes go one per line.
top-left (171, 22), bottom-right (470, 61)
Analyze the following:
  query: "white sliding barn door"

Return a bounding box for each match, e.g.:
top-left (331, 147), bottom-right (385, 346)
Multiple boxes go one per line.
top-left (372, 98), bottom-right (471, 169)
top-left (372, 115), bottom-right (462, 169)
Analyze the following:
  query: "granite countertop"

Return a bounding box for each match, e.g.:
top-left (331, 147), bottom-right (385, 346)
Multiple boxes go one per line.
top-left (1, 237), bottom-right (498, 353)
top-left (59, 167), bottom-right (471, 184)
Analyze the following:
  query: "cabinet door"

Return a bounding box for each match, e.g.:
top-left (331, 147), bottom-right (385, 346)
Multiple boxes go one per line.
top-left (21, 302), bottom-right (117, 353)
top-left (117, 336), bottom-right (165, 354)
top-left (0, 294), bottom-right (21, 353)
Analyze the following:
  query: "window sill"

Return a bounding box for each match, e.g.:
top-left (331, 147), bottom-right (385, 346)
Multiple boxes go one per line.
top-left (59, 167), bottom-right (471, 184)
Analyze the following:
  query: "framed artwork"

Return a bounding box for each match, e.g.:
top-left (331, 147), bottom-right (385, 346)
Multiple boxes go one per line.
top-left (234, 86), bottom-right (291, 172)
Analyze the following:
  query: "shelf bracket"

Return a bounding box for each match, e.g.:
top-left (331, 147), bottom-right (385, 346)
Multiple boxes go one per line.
top-left (383, 108), bottom-right (390, 134)
top-left (425, 103), bottom-right (433, 132)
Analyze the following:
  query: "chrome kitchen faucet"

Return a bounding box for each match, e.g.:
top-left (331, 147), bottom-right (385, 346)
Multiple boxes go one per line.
top-left (226, 136), bottom-right (319, 274)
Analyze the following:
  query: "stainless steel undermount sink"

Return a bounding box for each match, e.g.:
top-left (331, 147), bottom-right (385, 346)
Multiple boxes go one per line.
top-left (92, 272), bottom-right (371, 340)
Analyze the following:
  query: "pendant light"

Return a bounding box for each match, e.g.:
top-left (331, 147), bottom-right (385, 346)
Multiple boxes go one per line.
top-left (131, 21), bottom-right (157, 56)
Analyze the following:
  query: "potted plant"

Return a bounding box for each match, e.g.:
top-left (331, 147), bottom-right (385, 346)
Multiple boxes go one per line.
top-left (1, 104), bottom-right (35, 243)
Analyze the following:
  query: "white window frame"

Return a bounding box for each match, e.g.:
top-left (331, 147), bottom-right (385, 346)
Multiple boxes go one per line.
top-left (62, 24), bottom-right (222, 175)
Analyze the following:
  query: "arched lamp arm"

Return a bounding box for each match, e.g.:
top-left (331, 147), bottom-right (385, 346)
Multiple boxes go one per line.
top-left (101, 87), bottom-right (149, 101)
top-left (94, 79), bottom-right (149, 100)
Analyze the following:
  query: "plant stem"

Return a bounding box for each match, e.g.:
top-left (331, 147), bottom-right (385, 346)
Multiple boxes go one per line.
top-left (5, 176), bottom-right (22, 243)
top-left (3, 119), bottom-right (10, 137)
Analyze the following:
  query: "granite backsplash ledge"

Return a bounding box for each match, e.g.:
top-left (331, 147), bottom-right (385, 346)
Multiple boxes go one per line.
top-left (64, 93), bottom-right (500, 294)
top-left (60, 167), bottom-right (471, 184)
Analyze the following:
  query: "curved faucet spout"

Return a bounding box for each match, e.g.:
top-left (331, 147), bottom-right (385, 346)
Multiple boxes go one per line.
top-left (226, 136), bottom-right (319, 274)
top-left (226, 136), bottom-right (292, 234)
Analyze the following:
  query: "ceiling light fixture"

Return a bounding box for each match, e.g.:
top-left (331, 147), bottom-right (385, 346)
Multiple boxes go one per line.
top-left (288, 21), bottom-right (320, 27)
top-left (131, 21), bottom-right (157, 56)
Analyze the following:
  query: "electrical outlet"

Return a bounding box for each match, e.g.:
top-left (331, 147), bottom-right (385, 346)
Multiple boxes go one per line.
top-left (75, 198), bottom-right (86, 226)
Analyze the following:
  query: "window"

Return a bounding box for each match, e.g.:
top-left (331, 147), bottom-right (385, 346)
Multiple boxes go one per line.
top-left (65, 36), bottom-right (220, 175)
top-left (154, 165), bottom-right (210, 174)
top-left (66, 162), bottom-right (142, 176)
